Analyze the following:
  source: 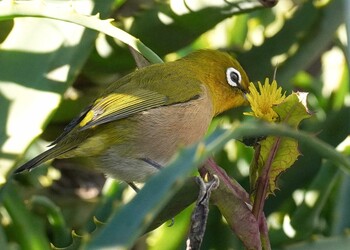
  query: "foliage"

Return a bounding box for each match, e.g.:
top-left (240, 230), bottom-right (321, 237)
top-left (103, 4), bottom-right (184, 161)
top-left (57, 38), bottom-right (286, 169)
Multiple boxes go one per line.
top-left (0, 0), bottom-right (349, 249)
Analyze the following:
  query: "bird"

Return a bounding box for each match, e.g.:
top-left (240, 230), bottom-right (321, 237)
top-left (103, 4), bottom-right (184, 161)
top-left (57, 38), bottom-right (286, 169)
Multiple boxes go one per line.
top-left (15, 50), bottom-right (249, 183)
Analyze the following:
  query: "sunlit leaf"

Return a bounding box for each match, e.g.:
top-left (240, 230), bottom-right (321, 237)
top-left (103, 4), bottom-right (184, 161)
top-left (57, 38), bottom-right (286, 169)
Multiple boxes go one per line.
top-left (251, 92), bottom-right (312, 197)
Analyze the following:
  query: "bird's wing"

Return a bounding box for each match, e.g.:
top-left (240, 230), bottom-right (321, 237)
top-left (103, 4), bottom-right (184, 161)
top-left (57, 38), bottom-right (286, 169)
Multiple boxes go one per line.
top-left (87, 77), bottom-right (205, 129)
top-left (52, 69), bottom-right (204, 145)
top-left (78, 88), bottom-right (168, 130)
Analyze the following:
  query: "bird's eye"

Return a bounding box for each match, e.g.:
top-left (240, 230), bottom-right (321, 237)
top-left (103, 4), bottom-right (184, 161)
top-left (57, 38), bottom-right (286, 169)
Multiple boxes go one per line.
top-left (226, 67), bottom-right (241, 88)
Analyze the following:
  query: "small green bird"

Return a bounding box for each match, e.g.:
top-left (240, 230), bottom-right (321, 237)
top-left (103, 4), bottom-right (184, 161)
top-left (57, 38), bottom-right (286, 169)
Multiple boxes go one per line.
top-left (15, 50), bottom-right (249, 182)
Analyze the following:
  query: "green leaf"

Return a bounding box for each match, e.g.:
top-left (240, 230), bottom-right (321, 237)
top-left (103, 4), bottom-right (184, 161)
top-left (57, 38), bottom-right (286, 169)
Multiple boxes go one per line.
top-left (258, 136), bottom-right (300, 195)
top-left (251, 92), bottom-right (312, 197)
top-left (2, 183), bottom-right (51, 250)
top-left (84, 140), bottom-right (210, 249)
top-left (0, 0), bottom-right (115, 178)
top-left (30, 196), bottom-right (71, 248)
top-left (273, 93), bottom-right (312, 128)
top-left (239, 0), bottom-right (344, 86)
top-left (129, 1), bottom-right (265, 56)
top-left (277, 235), bottom-right (350, 250)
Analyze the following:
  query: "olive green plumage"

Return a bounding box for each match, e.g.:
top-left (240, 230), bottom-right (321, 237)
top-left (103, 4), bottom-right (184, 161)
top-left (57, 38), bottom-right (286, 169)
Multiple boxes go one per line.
top-left (15, 50), bottom-right (249, 182)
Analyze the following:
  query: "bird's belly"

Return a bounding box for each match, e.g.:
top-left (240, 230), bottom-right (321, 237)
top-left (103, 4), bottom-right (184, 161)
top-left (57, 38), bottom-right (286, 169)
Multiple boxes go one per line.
top-left (92, 153), bottom-right (159, 182)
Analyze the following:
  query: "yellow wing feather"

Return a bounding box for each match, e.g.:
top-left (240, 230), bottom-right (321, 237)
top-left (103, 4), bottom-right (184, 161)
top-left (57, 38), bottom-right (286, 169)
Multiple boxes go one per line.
top-left (79, 88), bottom-right (167, 130)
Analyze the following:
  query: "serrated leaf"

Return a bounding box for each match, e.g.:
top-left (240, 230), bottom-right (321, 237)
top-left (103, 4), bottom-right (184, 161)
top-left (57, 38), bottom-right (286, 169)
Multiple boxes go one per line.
top-left (251, 92), bottom-right (311, 197)
top-left (274, 92), bottom-right (311, 127)
top-left (259, 137), bottom-right (300, 194)
top-left (2, 184), bottom-right (51, 249)
top-left (51, 230), bottom-right (87, 250)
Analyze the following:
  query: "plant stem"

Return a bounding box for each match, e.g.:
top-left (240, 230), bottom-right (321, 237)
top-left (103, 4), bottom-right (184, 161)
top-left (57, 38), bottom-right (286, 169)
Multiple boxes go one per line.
top-left (203, 158), bottom-right (250, 203)
top-left (252, 137), bottom-right (281, 221)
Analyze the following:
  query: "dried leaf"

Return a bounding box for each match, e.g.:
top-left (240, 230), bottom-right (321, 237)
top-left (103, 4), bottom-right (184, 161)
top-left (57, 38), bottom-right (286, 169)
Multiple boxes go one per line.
top-left (186, 175), bottom-right (219, 250)
top-left (129, 45), bottom-right (152, 68)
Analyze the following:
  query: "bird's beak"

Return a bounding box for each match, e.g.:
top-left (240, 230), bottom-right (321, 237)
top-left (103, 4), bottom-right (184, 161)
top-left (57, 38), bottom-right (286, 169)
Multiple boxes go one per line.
top-left (242, 90), bottom-right (249, 105)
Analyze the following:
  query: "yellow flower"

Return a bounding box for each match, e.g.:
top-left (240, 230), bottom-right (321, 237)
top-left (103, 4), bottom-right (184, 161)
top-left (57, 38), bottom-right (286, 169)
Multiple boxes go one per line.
top-left (244, 78), bottom-right (286, 122)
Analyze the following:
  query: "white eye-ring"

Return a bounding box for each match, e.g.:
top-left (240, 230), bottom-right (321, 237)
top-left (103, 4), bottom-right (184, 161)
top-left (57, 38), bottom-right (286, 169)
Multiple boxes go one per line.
top-left (226, 67), bottom-right (241, 87)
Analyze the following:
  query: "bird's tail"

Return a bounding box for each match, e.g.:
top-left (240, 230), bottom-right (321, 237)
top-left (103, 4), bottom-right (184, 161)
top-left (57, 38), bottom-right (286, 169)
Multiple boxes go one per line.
top-left (14, 146), bottom-right (68, 174)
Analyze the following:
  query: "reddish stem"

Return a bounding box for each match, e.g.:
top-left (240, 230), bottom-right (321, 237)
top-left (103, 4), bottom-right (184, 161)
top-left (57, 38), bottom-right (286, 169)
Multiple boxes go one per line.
top-left (201, 158), bottom-right (250, 203)
top-left (252, 137), bottom-right (282, 222)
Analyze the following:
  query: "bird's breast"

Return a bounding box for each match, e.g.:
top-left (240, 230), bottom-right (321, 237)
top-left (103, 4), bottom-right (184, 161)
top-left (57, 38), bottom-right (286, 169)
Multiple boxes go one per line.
top-left (132, 90), bottom-right (213, 165)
